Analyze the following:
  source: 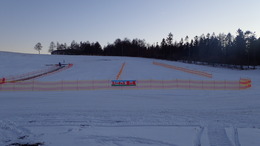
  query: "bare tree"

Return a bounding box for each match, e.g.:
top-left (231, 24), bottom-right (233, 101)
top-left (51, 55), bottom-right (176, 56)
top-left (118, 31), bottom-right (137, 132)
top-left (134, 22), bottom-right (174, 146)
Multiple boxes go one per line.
top-left (34, 42), bottom-right (42, 54)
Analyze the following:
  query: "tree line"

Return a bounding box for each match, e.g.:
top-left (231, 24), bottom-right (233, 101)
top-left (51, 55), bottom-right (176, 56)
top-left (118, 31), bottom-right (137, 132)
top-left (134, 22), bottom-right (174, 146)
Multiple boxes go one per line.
top-left (38, 29), bottom-right (260, 69)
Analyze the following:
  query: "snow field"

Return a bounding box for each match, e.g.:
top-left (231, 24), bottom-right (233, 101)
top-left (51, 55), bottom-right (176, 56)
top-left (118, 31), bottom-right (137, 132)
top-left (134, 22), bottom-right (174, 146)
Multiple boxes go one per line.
top-left (0, 51), bottom-right (260, 146)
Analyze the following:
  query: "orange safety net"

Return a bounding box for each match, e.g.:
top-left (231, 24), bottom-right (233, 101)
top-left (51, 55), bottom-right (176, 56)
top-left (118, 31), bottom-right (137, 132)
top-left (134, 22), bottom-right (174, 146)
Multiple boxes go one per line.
top-left (153, 62), bottom-right (213, 78)
top-left (0, 78), bottom-right (251, 92)
top-left (116, 62), bottom-right (126, 80)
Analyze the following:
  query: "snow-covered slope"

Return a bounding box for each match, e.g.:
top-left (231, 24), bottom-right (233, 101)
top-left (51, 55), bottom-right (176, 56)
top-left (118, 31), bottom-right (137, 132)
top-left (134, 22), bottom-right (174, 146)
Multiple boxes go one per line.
top-left (0, 51), bottom-right (260, 146)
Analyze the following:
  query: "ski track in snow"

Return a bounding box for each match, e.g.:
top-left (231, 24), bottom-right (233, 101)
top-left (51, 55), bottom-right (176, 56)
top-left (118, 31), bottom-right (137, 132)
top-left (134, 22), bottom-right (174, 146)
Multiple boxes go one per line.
top-left (207, 124), bottom-right (233, 146)
top-left (1, 109), bottom-right (259, 146)
top-left (82, 135), bottom-right (178, 146)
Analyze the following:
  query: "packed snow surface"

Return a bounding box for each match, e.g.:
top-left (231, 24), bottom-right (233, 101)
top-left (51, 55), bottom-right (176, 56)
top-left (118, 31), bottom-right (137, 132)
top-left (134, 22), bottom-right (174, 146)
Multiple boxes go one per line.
top-left (0, 51), bottom-right (260, 146)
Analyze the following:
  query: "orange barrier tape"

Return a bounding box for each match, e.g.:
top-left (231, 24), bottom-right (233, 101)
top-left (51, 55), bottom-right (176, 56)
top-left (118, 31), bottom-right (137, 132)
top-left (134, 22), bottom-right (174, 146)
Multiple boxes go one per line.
top-left (116, 62), bottom-right (126, 80)
top-left (0, 78), bottom-right (251, 91)
top-left (153, 62), bottom-right (212, 78)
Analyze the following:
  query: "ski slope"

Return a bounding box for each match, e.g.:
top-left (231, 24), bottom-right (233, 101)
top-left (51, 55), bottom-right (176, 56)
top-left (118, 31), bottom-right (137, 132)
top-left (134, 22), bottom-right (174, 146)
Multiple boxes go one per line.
top-left (0, 51), bottom-right (260, 146)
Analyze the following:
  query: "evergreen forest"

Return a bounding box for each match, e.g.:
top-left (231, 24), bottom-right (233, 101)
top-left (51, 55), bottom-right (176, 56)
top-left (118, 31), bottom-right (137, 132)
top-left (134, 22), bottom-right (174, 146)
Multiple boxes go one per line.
top-left (50, 29), bottom-right (260, 69)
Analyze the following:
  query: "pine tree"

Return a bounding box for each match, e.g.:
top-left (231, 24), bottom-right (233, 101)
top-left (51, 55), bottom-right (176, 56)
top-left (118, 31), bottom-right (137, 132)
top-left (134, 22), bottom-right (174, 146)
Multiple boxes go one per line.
top-left (166, 33), bottom-right (173, 46)
top-left (49, 42), bottom-right (56, 53)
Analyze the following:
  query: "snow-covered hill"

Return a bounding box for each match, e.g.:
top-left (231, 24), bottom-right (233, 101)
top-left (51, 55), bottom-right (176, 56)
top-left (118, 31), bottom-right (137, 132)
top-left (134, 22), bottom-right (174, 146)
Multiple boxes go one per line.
top-left (0, 51), bottom-right (260, 146)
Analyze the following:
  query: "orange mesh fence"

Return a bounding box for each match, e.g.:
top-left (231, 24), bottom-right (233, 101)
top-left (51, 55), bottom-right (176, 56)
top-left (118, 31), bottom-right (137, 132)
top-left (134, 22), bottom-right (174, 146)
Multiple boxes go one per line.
top-left (153, 62), bottom-right (213, 78)
top-left (239, 78), bottom-right (252, 88)
top-left (0, 78), bottom-right (251, 91)
top-left (116, 62), bottom-right (126, 80)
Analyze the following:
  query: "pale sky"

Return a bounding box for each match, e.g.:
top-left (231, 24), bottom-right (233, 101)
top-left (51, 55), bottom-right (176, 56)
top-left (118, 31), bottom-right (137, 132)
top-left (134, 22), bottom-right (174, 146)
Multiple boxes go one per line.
top-left (1, 0), bottom-right (260, 54)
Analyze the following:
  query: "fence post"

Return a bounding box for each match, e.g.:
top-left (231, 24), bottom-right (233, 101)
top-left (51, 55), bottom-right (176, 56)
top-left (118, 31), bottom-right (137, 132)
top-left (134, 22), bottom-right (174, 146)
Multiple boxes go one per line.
top-left (62, 80), bottom-right (64, 91)
top-left (108, 80), bottom-right (110, 90)
top-left (77, 80), bottom-right (79, 91)
top-left (239, 79), bottom-right (241, 90)
top-left (13, 82), bottom-right (15, 91)
top-left (92, 80), bottom-right (94, 90)
top-left (162, 80), bottom-right (164, 89)
top-left (32, 80), bottom-right (35, 91)
top-left (189, 79), bottom-right (190, 89)
top-left (214, 80), bottom-right (215, 90)
top-left (225, 80), bottom-right (226, 90)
